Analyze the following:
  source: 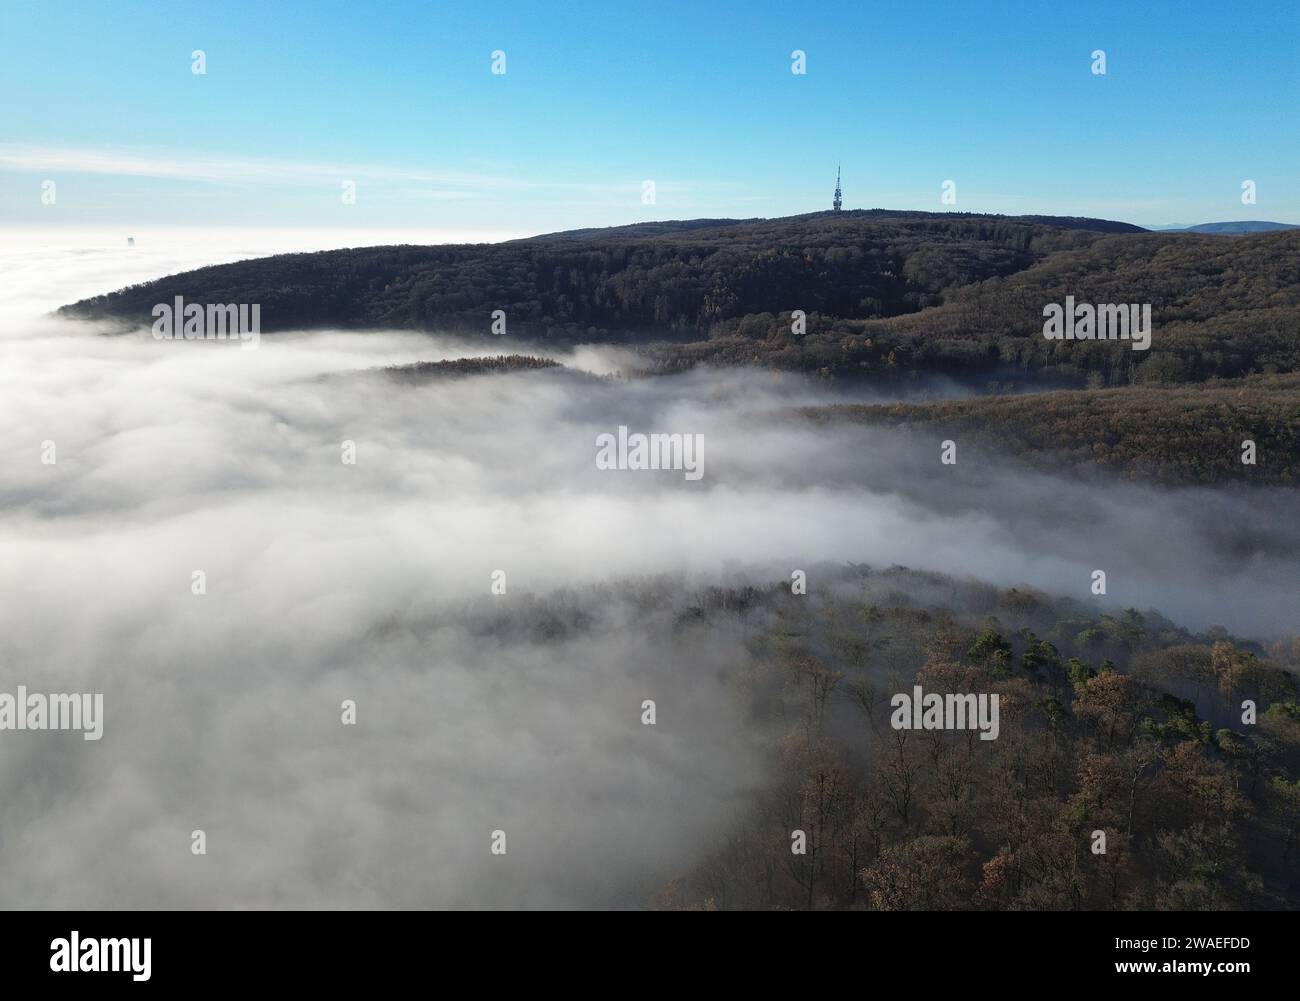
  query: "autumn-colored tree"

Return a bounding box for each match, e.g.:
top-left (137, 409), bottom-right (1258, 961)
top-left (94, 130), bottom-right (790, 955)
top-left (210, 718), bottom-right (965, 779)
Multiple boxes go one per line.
top-left (861, 835), bottom-right (974, 910)
top-left (1074, 667), bottom-right (1144, 751)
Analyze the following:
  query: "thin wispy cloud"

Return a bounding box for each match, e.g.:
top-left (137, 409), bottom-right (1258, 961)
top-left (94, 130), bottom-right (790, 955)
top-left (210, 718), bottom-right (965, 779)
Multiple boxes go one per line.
top-left (0, 143), bottom-right (712, 201)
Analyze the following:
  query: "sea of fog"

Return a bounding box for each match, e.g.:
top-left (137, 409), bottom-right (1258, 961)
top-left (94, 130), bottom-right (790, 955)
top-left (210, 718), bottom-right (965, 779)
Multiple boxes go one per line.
top-left (0, 231), bottom-right (1295, 908)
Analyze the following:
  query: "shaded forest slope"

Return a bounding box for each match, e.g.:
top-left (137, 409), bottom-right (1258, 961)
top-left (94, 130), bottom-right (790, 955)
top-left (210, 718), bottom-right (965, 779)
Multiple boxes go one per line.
top-left (797, 374), bottom-right (1300, 486)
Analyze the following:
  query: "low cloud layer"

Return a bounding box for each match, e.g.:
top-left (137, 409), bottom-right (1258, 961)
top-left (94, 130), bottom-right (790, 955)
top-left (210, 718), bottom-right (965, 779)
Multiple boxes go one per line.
top-left (0, 238), bottom-right (1295, 908)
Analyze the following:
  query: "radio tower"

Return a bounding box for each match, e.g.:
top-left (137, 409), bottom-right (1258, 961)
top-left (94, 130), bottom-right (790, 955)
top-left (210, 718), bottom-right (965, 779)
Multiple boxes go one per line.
top-left (832, 165), bottom-right (842, 212)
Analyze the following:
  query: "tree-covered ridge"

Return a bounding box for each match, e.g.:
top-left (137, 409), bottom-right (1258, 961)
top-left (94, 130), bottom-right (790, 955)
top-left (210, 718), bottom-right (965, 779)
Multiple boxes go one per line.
top-left (381, 354), bottom-right (562, 381)
top-left (641, 565), bottom-right (1300, 910)
top-left (638, 229), bottom-right (1300, 385)
top-left (796, 374), bottom-right (1300, 486)
top-left (60, 212), bottom-right (1130, 338)
top-left (60, 212), bottom-right (1300, 387)
top-left (524, 209), bottom-right (1144, 242)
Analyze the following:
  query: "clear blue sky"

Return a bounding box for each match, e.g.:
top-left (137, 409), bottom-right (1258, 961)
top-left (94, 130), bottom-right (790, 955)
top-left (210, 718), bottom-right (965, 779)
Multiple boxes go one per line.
top-left (2, 0), bottom-right (1297, 234)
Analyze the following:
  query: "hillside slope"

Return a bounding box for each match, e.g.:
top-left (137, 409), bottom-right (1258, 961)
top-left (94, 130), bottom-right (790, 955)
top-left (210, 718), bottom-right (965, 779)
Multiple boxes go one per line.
top-left (796, 373), bottom-right (1300, 486)
top-left (59, 212), bottom-right (1299, 386)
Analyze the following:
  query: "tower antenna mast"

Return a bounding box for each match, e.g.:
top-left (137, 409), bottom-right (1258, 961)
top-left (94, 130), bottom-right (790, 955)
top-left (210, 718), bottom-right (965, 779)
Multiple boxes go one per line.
top-left (833, 165), bottom-right (842, 212)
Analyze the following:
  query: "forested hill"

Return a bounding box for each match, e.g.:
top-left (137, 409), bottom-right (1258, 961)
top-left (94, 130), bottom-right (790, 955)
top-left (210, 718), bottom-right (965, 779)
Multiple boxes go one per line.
top-left (59, 211), bottom-right (1142, 340)
top-left (59, 211), bottom-right (1300, 386)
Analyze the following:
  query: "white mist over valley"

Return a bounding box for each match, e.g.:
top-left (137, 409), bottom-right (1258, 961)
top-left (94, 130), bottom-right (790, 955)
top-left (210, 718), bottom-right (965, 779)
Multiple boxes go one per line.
top-left (0, 231), bottom-right (1295, 908)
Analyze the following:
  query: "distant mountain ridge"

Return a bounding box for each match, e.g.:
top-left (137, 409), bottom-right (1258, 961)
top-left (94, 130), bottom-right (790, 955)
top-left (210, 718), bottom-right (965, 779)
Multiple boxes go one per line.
top-left (1157, 221), bottom-right (1298, 234)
